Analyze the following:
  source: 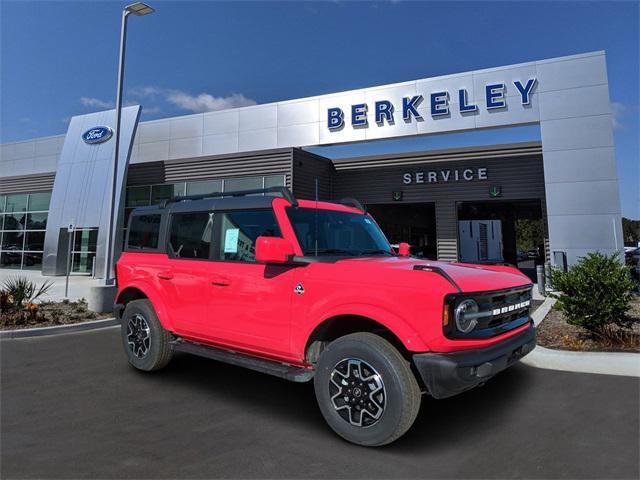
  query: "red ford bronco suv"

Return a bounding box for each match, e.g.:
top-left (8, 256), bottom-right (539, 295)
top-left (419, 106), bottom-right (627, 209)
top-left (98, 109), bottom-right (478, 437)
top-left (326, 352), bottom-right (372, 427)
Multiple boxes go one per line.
top-left (115, 187), bottom-right (535, 446)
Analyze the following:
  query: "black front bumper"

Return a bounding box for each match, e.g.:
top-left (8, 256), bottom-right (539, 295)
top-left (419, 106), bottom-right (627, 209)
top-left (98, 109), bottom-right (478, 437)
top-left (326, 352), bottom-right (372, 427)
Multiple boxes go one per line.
top-left (413, 323), bottom-right (536, 399)
top-left (113, 303), bottom-right (125, 320)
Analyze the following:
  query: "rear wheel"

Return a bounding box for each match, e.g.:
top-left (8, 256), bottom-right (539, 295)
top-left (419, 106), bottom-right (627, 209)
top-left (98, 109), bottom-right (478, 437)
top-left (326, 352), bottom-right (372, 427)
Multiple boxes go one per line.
top-left (313, 332), bottom-right (421, 446)
top-left (121, 299), bottom-right (173, 371)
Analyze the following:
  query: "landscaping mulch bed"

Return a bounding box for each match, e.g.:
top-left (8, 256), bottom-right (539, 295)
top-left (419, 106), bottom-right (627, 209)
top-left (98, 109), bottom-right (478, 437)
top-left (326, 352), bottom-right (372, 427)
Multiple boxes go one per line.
top-left (536, 297), bottom-right (640, 353)
top-left (1, 299), bottom-right (112, 331)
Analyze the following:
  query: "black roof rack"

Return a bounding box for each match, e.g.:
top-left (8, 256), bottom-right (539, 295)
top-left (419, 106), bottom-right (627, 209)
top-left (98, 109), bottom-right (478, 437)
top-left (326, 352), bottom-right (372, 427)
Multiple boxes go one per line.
top-left (338, 197), bottom-right (366, 212)
top-left (160, 186), bottom-right (298, 208)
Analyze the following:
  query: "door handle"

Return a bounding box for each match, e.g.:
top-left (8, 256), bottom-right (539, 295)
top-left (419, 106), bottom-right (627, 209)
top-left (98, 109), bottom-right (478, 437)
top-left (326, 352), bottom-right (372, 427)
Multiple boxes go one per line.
top-left (156, 271), bottom-right (174, 280)
top-left (210, 276), bottom-right (232, 286)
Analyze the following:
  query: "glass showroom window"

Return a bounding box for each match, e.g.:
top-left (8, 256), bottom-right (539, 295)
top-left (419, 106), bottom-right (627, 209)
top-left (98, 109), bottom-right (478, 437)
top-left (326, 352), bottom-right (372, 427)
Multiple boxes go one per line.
top-left (0, 192), bottom-right (51, 270)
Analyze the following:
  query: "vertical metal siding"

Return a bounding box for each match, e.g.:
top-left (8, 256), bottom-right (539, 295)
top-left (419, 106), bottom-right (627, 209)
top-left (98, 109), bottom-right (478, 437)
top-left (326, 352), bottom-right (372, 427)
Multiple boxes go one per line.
top-left (436, 201), bottom-right (459, 261)
top-left (332, 155), bottom-right (545, 203)
top-left (0, 173), bottom-right (56, 194)
top-left (330, 145), bottom-right (546, 263)
top-left (291, 149), bottom-right (335, 200)
top-left (125, 162), bottom-right (166, 186)
top-left (126, 149), bottom-right (294, 188)
top-left (123, 143), bottom-right (547, 265)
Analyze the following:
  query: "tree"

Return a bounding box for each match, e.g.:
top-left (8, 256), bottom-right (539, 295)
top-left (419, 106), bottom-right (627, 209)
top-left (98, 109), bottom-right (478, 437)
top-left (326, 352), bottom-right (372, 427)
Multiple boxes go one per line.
top-left (622, 217), bottom-right (640, 244)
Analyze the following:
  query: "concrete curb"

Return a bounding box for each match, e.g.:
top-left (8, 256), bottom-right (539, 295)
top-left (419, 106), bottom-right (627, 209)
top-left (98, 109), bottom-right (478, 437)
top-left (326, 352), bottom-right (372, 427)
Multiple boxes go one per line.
top-left (523, 296), bottom-right (640, 378)
top-left (531, 295), bottom-right (556, 327)
top-left (0, 318), bottom-right (119, 339)
top-left (522, 345), bottom-right (640, 377)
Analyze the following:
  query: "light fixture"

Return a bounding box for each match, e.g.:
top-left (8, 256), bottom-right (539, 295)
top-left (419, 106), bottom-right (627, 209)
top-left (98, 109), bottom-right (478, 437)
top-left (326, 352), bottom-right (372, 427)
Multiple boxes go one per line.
top-left (125, 2), bottom-right (155, 16)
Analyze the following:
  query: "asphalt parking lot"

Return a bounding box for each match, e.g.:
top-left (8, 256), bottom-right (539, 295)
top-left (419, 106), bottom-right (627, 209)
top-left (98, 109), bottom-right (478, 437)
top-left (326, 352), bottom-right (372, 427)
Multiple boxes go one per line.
top-left (2, 327), bottom-right (638, 479)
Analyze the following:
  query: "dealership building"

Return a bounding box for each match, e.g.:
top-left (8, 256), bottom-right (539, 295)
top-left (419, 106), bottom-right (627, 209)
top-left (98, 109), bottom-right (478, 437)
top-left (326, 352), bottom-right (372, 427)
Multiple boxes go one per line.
top-left (0, 51), bottom-right (624, 279)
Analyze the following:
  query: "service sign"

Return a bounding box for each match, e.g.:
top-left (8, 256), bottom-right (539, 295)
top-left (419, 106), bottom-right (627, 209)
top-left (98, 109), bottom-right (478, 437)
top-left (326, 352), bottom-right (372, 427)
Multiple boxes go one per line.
top-left (82, 126), bottom-right (113, 144)
top-left (403, 167), bottom-right (488, 184)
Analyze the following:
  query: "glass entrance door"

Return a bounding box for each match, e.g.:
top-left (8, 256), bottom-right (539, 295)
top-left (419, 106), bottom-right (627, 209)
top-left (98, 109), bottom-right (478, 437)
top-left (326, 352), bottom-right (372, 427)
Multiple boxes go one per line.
top-left (71, 228), bottom-right (98, 274)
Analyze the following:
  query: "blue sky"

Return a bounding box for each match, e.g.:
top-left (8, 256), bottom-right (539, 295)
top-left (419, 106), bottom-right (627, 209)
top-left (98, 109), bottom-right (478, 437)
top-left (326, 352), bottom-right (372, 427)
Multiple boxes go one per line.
top-left (1, 1), bottom-right (638, 217)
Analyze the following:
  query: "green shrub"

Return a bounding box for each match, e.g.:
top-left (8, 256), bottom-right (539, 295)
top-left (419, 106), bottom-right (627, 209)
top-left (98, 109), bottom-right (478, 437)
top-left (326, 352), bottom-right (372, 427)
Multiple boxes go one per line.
top-left (550, 252), bottom-right (636, 332)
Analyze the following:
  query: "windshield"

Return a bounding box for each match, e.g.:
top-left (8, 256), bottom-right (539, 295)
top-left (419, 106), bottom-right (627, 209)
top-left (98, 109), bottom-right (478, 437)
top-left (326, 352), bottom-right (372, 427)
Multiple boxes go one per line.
top-left (286, 207), bottom-right (393, 256)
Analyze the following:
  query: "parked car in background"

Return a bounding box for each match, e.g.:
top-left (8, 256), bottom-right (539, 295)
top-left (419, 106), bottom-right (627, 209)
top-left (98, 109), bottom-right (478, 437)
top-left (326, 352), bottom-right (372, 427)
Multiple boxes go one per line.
top-left (625, 246), bottom-right (640, 282)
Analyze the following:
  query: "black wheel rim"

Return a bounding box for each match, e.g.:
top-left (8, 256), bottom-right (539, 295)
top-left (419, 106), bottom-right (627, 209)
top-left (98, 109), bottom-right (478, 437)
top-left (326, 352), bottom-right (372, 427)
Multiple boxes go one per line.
top-left (126, 314), bottom-right (151, 358)
top-left (329, 358), bottom-right (386, 427)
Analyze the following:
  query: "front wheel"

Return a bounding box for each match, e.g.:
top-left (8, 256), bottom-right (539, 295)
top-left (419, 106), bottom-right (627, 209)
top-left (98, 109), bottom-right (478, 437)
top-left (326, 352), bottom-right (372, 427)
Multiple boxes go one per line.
top-left (314, 332), bottom-right (421, 447)
top-left (120, 299), bottom-right (173, 371)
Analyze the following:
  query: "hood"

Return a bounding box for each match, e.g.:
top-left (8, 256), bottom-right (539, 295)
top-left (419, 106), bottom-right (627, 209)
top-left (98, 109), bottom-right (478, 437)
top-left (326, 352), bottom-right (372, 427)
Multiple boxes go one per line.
top-left (342, 256), bottom-right (532, 293)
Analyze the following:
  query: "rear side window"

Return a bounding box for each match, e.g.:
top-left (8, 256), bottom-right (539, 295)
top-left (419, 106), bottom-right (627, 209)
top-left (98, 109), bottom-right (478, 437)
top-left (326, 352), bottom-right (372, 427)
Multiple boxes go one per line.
top-left (128, 214), bottom-right (161, 250)
top-left (168, 212), bottom-right (214, 259)
top-left (216, 210), bottom-right (281, 262)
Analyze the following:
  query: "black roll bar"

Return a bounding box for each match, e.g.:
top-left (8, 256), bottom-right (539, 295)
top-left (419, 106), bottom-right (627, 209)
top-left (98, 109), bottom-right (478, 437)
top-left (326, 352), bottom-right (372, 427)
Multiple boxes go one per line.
top-left (160, 186), bottom-right (298, 208)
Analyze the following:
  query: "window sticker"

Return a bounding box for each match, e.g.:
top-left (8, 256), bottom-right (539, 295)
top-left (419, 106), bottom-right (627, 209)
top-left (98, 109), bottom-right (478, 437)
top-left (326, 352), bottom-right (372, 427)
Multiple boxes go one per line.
top-left (224, 228), bottom-right (240, 253)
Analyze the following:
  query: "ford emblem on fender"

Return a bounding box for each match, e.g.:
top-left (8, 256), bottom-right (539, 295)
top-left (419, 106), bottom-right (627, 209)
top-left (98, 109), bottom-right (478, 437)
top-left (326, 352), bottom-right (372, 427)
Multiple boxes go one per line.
top-left (81, 126), bottom-right (113, 144)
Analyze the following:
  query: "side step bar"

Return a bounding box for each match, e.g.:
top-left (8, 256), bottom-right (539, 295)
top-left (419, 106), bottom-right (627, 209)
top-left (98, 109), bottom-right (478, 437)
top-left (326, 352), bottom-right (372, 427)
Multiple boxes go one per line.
top-left (171, 339), bottom-right (314, 383)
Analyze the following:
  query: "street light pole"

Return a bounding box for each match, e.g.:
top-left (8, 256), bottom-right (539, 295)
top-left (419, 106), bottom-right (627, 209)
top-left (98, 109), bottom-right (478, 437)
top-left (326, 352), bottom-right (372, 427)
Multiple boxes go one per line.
top-left (103, 9), bottom-right (129, 285)
top-left (104, 3), bottom-right (154, 285)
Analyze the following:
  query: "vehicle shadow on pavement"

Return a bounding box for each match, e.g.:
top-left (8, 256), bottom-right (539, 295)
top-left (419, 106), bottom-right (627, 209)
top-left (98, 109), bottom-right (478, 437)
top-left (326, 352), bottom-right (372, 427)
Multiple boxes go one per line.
top-left (154, 350), bottom-right (532, 450)
top-left (154, 351), bottom-right (324, 423)
top-left (394, 364), bottom-right (533, 452)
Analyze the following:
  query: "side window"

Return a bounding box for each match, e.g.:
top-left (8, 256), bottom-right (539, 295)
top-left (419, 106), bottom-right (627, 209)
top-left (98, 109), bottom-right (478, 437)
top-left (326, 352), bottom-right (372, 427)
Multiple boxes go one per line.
top-left (168, 212), bottom-right (214, 259)
top-left (128, 214), bottom-right (161, 250)
top-left (216, 210), bottom-right (281, 262)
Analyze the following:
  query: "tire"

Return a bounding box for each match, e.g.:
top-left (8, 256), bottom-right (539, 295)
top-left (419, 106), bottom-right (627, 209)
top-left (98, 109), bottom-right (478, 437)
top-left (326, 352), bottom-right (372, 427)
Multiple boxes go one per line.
top-left (120, 299), bottom-right (173, 371)
top-left (314, 332), bottom-right (421, 447)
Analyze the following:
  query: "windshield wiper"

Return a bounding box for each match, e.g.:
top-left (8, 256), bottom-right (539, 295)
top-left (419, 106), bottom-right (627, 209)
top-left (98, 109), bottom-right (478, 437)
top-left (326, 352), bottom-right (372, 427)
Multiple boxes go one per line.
top-left (305, 248), bottom-right (356, 256)
top-left (359, 249), bottom-right (394, 256)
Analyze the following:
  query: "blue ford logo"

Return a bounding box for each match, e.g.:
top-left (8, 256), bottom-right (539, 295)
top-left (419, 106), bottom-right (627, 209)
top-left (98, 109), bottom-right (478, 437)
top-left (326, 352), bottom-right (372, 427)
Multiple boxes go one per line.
top-left (82, 126), bottom-right (113, 144)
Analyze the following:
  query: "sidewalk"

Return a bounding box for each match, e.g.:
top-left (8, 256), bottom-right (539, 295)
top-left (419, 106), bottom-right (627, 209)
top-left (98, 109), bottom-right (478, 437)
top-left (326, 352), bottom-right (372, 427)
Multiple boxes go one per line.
top-left (0, 269), bottom-right (103, 302)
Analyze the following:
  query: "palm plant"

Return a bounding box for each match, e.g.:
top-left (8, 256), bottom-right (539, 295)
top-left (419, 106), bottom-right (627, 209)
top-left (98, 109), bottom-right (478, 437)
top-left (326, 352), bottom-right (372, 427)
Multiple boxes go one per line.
top-left (1, 276), bottom-right (54, 311)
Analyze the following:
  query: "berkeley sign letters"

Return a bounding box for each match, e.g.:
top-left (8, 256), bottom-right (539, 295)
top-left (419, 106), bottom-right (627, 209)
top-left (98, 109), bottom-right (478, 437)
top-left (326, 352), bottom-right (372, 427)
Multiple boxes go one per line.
top-left (328, 78), bottom-right (537, 130)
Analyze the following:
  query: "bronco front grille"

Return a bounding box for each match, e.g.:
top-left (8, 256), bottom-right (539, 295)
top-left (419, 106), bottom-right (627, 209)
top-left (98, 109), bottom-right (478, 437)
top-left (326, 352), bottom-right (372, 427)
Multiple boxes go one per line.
top-left (444, 286), bottom-right (532, 339)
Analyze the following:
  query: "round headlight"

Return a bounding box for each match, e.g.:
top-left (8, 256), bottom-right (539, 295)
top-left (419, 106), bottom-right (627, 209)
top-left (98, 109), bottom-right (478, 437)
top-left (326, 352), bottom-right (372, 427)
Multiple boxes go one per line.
top-left (455, 299), bottom-right (479, 333)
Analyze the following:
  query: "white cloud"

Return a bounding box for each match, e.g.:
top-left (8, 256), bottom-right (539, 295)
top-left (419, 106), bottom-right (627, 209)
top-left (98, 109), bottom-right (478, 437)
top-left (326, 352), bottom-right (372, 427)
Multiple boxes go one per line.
top-left (611, 101), bottom-right (625, 130)
top-left (129, 85), bottom-right (163, 98)
top-left (165, 91), bottom-right (256, 113)
top-left (80, 97), bottom-right (114, 109)
top-left (129, 85), bottom-right (256, 114)
top-left (142, 106), bottom-right (161, 115)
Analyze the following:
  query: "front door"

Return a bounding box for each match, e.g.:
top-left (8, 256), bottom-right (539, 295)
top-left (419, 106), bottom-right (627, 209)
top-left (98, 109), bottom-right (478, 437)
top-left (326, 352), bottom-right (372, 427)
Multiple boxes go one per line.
top-left (207, 209), bottom-right (295, 359)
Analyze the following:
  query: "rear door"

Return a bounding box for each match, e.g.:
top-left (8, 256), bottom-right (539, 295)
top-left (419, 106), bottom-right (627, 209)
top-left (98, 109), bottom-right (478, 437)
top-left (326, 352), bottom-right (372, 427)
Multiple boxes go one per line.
top-left (206, 209), bottom-right (296, 358)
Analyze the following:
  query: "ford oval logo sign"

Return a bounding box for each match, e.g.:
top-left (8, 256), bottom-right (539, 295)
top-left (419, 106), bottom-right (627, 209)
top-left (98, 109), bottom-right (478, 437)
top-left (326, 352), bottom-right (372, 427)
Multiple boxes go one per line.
top-left (82, 126), bottom-right (113, 144)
